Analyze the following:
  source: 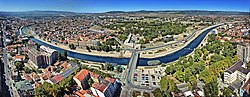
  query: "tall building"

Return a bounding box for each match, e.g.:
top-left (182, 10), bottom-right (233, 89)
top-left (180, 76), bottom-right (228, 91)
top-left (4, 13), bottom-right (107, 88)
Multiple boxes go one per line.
top-left (237, 43), bottom-right (250, 64)
top-left (28, 45), bottom-right (58, 68)
top-left (40, 45), bottom-right (58, 65)
top-left (73, 69), bottom-right (91, 90)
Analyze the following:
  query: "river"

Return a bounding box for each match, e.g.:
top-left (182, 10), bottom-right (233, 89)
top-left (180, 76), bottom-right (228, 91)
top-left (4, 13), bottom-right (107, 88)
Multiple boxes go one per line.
top-left (28, 26), bottom-right (217, 66)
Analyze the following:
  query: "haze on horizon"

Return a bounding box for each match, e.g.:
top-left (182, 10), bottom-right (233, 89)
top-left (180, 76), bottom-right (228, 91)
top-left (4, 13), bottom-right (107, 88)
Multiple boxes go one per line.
top-left (0, 0), bottom-right (249, 13)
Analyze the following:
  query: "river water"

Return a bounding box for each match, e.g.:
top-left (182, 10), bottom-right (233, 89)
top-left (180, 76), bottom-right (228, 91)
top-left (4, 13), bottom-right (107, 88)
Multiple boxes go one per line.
top-left (29, 26), bottom-right (217, 66)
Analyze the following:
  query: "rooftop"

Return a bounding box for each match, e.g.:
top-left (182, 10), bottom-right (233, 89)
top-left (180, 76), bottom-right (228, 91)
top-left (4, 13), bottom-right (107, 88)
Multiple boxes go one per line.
top-left (49, 75), bottom-right (64, 84)
top-left (225, 61), bottom-right (250, 75)
top-left (16, 80), bottom-right (33, 91)
top-left (74, 69), bottom-right (89, 81)
top-left (242, 78), bottom-right (250, 92)
top-left (75, 89), bottom-right (97, 97)
top-left (104, 77), bottom-right (115, 83)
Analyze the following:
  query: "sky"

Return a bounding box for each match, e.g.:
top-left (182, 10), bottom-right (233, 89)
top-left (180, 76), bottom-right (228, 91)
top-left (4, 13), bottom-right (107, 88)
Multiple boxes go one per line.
top-left (0, 0), bottom-right (249, 13)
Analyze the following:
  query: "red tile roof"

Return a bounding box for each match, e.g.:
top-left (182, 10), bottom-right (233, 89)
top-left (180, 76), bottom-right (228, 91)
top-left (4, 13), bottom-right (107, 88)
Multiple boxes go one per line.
top-left (242, 78), bottom-right (250, 93)
top-left (74, 69), bottom-right (89, 81)
top-left (75, 89), bottom-right (97, 97)
top-left (50, 75), bottom-right (63, 84)
top-left (60, 61), bottom-right (68, 71)
top-left (13, 55), bottom-right (25, 60)
top-left (105, 77), bottom-right (115, 83)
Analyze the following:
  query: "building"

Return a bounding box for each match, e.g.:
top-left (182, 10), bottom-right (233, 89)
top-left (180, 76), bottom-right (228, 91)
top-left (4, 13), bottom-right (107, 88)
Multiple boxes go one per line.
top-left (240, 78), bottom-right (250, 97)
top-left (91, 77), bottom-right (119, 97)
top-left (90, 72), bottom-right (101, 83)
top-left (73, 69), bottom-right (91, 90)
top-left (47, 75), bottom-right (63, 84)
top-left (27, 45), bottom-right (58, 68)
top-left (39, 45), bottom-right (58, 65)
top-left (75, 89), bottom-right (97, 97)
top-left (224, 61), bottom-right (250, 84)
top-left (224, 61), bottom-right (250, 96)
top-left (237, 43), bottom-right (250, 64)
top-left (16, 80), bottom-right (34, 97)
top-left (47, 62), bottom-right (79, 84)
top-left (27, 47), bottom-right (45, 68)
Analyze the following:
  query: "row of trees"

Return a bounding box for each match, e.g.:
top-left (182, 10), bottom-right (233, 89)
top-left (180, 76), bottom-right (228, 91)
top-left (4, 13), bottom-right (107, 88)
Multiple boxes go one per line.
top-left (154, 34), bottom-right (238, 97)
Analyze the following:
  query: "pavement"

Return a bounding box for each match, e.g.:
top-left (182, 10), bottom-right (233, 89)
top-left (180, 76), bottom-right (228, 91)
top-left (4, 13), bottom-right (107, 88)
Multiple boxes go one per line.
top-left (121, 51), bottom-right (155, 97)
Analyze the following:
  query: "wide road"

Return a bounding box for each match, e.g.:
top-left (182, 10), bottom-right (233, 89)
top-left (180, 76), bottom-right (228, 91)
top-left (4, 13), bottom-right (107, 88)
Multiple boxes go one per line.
top-left (2, 22), bottom-right (20, 97)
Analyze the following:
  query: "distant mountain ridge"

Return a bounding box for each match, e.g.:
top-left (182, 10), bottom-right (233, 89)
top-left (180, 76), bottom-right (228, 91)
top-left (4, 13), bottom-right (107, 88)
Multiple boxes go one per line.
top-left (0, 10), bottom-right (249, 16)
top-left (0, 10), bottom-right (80, 17)
top-left (105, 10), bottom-right (250, 15)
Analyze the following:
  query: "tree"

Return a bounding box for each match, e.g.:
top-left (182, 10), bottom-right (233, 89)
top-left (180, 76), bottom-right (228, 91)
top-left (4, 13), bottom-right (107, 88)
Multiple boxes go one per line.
top-left (105, 63), bottom-right (114, 71)
top-left (63, 50), bottom-right (67, 60)
top-left (15, 61), bottom-right (24, 74)
top-left (35, 87), bottom-right (46, 97)
top-left (24, 67), bottom-right (32, 73)
top-left (199, 69), bottom-right (214, 84)
top-left (116, 65), bottom-right (123, 73)
top-left (86, 46), bottom-right (91, 52)
top-left (247, 62), bottom-right (250, 70)
top-left (69, 43), bottom-right (76, 49)
top-left (204, 79), bottom-right (218, 97)
top-left (58, 52), bottom-right (62, 61)
top-left (160, 76), bottom-right (177, 93)
top-left (88, 78), bottom-right (94, 86)
top-left (173, 70), bottom-right (185, 82)
top-left (165, 65), bottom-right (175, 75)
top-left (222, 87), bottom-right (236, 97)
top-left (152, 88), bottom-right (164, 97)
top-left (210, 54), bottom-right (224, 64)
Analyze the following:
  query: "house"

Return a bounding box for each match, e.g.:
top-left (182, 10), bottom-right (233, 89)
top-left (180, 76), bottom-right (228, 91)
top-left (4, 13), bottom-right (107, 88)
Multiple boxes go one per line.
top-left (224, 61), bottom-right (250, 84)
top-left (16, 80), bottom-right (34, 97)
top-left (91, 77), bottom-right (119, 97)
top-left (73, 69), bottom-right (91, 90)
top-left (13, 55), bottom-right (25, 62)
top-left (224, 61), bottom-right (250, 96)
top-left (47, 75), bottom-right (63, 84)
top-left (75, 89), bottom-right (97, 97)
top-left (240, 78), bottom-right (250, 97)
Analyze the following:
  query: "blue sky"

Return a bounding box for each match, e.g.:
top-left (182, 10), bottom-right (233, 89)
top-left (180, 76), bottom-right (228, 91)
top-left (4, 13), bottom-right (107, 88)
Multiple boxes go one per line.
top-left (0, 0), bottom-right (249, 12)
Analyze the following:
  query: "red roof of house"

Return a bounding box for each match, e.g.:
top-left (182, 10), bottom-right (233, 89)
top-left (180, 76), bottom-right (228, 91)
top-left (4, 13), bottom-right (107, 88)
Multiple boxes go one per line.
top-left (75, 89), bottom-right (97, 97)
top-left (90, 72), bottom-right (100, 79)
top-left (74, 69), bottom-right (89, 81)
top-left (60, 61), bottom-right (68, 71)
top-left (13, 55), bottom-right (25, 60)
top-left (96, 84), bottom-right (107, 92)
top-left (105, 77), bottom-right (115, 83)
top-left (242, 78), bottom-right (250, 92)
top-left (50, 75), bottom-right (63, 84)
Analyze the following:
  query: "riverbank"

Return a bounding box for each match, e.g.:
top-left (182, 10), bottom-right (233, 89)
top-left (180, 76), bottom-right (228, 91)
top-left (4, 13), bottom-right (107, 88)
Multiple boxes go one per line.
top-left (33, 24), bottom-right (220, 59)
top-left (139, 24), bottom-right (221, 58)
top-left (33, 36), bottom-right (132, 58)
